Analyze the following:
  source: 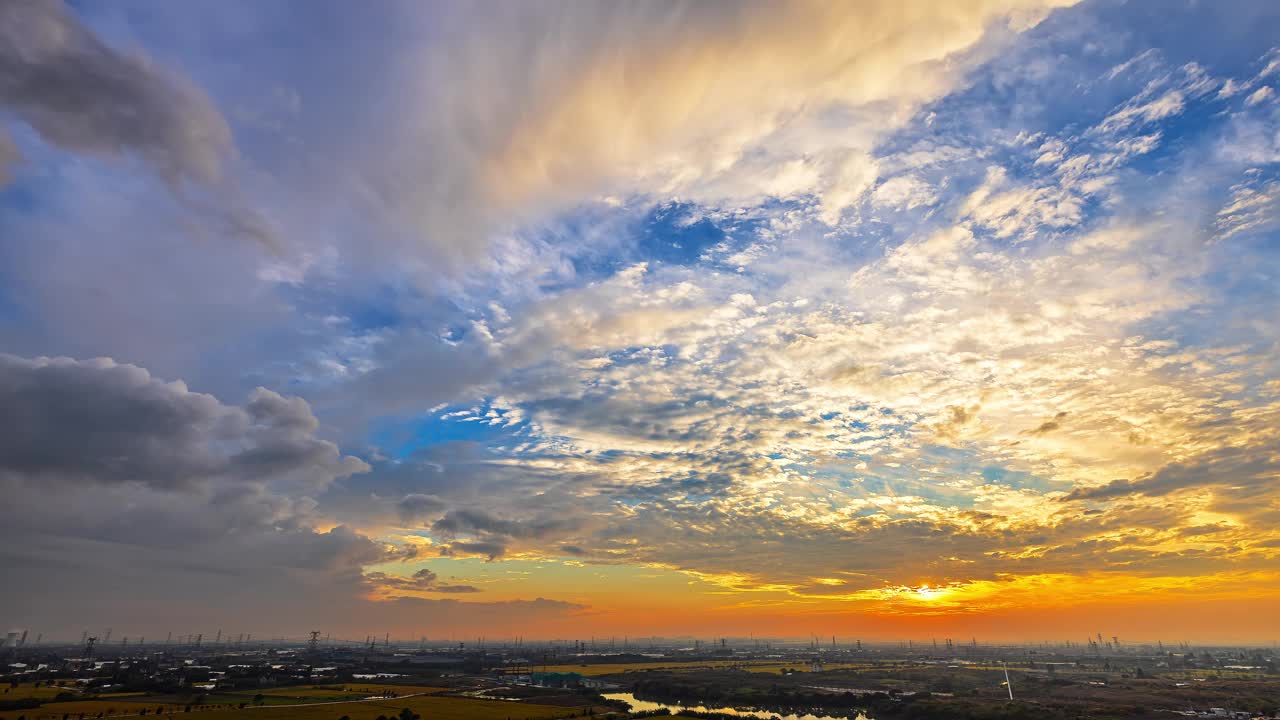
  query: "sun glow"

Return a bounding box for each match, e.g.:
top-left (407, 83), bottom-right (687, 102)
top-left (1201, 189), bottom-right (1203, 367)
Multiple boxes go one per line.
top-left (910, 584), bottom-right (951, 603)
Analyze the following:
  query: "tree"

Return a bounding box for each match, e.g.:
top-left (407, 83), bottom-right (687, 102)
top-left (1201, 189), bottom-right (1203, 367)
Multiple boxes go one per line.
top-left (397, 708), bottom-right (420, 720)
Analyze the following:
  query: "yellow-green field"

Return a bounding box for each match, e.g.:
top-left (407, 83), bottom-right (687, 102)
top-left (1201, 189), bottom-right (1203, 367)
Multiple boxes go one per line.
top-left (5, 694), bottom-right (581, 720)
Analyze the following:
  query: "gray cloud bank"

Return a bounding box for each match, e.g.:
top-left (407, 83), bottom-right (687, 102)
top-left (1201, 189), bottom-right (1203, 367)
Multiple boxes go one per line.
top-left (0, 354), bottom-right (584, 634)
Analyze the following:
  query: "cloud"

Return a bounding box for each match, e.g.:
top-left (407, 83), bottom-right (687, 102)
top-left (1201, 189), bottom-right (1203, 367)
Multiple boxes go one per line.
top-left (367, 0), bottom-right (1076, 268)
top-left (0, 354), bottom-right (366, 491)
top-left (439, 540), bottom-right (510, 562)
top-left (1096, 62), bottom-right (1216, 134)
top-left (432, 508), bottom-right (583, 540)
top-left (0, 353), bottom-right (599, 635)
top-left (0, 126), bottom-right (18, 185)
top-left (364, 568), bottom-right (481, 595)
top-left (396, 493), bottom-right (446, 521)
top-left (0, 354), bottom-right (383, 629)
top-left (332, 50), bottom-right (1280, 595)
top-left (1065, 446), bottom-right (1280, 503)
top-left (1244, 85), bottom-right (1274, 107)
top-left (0, 0), bottom-right (228, 184)
top-left (0, 0), bottom-right (272, 244)
top-left (1215, 175), bottom-right (1279, 240)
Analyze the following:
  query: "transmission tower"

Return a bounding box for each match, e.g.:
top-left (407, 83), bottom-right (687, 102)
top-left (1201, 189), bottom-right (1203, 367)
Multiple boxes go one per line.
top-left (82, 636), bottom-right (97, 670)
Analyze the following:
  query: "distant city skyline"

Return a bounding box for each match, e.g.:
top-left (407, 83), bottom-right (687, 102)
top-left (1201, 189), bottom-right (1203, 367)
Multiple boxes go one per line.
top-left (2, 0), bottom-right (1279, 642)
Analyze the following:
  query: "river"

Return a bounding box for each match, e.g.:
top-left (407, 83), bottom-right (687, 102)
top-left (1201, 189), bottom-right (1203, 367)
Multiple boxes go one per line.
top-left (602, 693), bottom-right (870, 720)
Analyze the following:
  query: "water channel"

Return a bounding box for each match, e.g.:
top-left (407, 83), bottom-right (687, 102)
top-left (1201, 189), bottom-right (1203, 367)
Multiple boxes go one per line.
top-left (602, 693), bottom-right (871, 720)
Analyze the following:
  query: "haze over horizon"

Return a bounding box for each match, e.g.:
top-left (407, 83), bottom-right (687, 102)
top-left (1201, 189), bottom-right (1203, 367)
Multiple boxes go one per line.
top-left (2, 0), bottom-right (1279, 644)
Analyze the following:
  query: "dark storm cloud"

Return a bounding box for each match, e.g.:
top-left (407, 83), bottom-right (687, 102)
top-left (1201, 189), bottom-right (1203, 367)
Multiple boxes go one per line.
top-left (0, 354), bottom-right (385, 620)
top-left (0, 354), bottom-right (366, 490)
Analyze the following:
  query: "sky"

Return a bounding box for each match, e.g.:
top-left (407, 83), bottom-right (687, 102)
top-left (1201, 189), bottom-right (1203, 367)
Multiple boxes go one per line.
top-left (1, 0), bottom-right (1279, 645)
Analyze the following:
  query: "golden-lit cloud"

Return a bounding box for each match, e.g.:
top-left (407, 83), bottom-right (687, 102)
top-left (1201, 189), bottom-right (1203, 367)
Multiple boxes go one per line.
top-left (381, 0), bottom-right (1078, 267)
